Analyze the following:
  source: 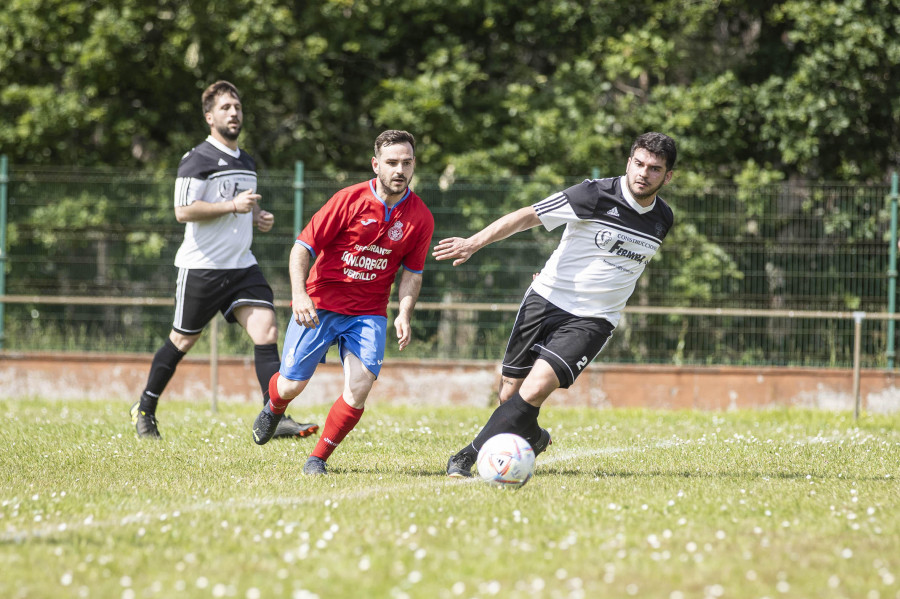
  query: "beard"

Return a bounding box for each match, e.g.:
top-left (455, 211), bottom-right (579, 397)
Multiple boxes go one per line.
top-left (379, 172), bottom-right (408, 195)
top-left (627, 177), bottom-right (664, 201)
top-left (216, 121), bottom-right (242, 141)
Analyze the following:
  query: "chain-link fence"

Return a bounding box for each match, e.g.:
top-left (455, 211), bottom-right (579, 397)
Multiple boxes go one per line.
top-left (1, 164), bottom-right (895, 368)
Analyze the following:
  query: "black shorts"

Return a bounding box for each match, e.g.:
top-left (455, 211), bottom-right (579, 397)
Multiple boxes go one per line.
top-left (172, 265), bottom-right (274, 335)
top-left (501, 289), bottom-right (614, 388)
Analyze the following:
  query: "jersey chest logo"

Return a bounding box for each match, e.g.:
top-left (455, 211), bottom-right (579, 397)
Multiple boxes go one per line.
top-left (388, 221), bottom-right (404, 241)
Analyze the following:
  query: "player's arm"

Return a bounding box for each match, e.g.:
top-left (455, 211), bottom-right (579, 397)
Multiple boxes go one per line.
top-left (289, 242), bottom-right (319, 328)
top-left (174, 188), bottom-right (260, 223)
top-left (432, 206), bottom-right (541, 266)
top-left (394, 268), bottom-right (423, 351)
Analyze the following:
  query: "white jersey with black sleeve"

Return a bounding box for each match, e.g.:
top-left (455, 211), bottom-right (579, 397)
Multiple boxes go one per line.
top-left (173, 136), bottom-right (259, 269)
top-left (529, 175), bottom-right (674, 327)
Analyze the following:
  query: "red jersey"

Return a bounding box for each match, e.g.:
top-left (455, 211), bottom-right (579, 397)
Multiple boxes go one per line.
top-left (297, 180), bottom-right (435, 316)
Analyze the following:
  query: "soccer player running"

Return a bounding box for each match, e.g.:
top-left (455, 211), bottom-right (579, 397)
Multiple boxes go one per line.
top-left (435, 132), bottom-right (676, 477)
top-left (251, 130), bottom-right (435, 476)
top-left (130, 80), bottom-right (317, 440)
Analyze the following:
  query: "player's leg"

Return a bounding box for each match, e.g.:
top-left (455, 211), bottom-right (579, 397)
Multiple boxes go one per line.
top-left (132, 329), bottom-right (200, 438)
top-left (303, 314), bottom-right (385, 475)
top-left (447, 291), bottom-right (548, 474)
top-left (446, 362), bottom-right (559, 477)
top-left (251, 310), bottom-right (336, 445)
top-left (232, 300), bottom-right (279, 404)
top-left (132, 268), bottom-right (211, 438)
top-left (303, 350), bottom-right (376, 475)
top-left (497, 375), bottom-right (524, 404)
top-left (448, 293), bottom-right (613, 476)
top-left (229, 267), bottom-right (318, 439)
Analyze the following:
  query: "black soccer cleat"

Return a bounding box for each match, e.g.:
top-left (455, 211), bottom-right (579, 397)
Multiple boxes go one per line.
top-left (302, 456), bottom-right (328, 476)
top-left (272, 415), bottom-right (319, 439)
top-left (130, 401), bottom-right (161, 439)
top-left (532, 427), bottom-right (552, 457)
top-left (446, 452), bottom-right (476, 478)
top-left (252, 403), bottom-right (283, 445)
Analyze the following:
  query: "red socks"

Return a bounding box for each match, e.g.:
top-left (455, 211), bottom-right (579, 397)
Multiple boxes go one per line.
top-left (311, 396), bottom-right (364, 461)
top-left (267, 373), bottom-right (291, 414)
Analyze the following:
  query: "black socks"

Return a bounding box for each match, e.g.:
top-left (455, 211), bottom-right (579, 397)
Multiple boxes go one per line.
top-left (139, 338), bottom-right (186, 414)
top-left (461, 392), bottom-right (541, 458)
top-left (254, 343), bottom-right (280, 405)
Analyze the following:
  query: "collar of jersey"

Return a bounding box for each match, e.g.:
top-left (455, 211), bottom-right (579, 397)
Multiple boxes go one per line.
top-left (368, 179), bottom-right (410, 221)
top-left (206, 135), bottom-right (241, 159)
top-left (619, 175), bottom-right (656, 214)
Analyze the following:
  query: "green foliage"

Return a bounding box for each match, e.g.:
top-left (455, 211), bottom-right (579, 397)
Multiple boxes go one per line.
top-left (1, 0), bottom-right (897, 180)
top-left (1, 0), bottom-right (898, 367)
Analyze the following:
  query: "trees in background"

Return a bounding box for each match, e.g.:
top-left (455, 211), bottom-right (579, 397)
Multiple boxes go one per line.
top-left (1, 0), bottom-right (898, 364)
top-left (1, 0), bottom-right (898, 181)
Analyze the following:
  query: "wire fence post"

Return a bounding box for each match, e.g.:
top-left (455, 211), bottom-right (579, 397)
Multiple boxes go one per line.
top-left (0, 155), bottom-right (8, 349)
top-left (293, 160), bottom-right (305, 237)
top-left (210, 315), bottom-right (219, 414)
top-left (887, 171), bottom-right (899, 369)
top-left (853, 311), bottom-right (864, 420)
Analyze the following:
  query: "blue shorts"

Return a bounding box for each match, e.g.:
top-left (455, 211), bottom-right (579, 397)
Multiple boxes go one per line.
top-left (279, 310), bottom-right (388, 381)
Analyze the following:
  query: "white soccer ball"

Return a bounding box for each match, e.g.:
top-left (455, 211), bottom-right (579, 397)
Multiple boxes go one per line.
top-left (476, 433), bottom-right (535, 489)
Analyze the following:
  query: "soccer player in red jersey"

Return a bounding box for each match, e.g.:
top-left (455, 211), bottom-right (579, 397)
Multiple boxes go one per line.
top-left (251, 130), bottom-right (435, 475)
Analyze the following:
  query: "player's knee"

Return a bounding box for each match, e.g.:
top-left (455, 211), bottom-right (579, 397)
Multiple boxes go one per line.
top-left (278, 376), bottom-right (308, 400)
top-left (169, 330), bottom-right (199, 352)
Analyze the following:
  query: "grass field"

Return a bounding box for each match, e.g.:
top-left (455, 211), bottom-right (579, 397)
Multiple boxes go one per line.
top-left (2, 399), bottom-right (898, 599)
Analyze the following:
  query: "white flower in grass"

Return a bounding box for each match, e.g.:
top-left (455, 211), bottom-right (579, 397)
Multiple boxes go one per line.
top-left (212, 583), bottom-right (227, 597)
top-left (246, 588), bottom-right (261, 599)
top-left (841, 548), bottom-right (853, 558)
top-left (451, 582), bottom-right (465, 595)
top-left (775, 581), bottom-right (790, 593)
top-left (358, 556), bottom-right (371, 571)
top-left (61, 572), bottom-right (73, 586)
top-left (196, 577), bottom-right (209, 589)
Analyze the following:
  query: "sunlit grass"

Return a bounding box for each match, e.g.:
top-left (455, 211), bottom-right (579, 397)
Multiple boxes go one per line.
top-left (1, 399), bottom-right (898, 599)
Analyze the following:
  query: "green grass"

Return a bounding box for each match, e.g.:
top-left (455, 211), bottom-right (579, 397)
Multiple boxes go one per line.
top-left (1, 399), bottom-right (898, 599)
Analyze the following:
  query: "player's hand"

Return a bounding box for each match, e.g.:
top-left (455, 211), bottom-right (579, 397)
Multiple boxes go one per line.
top-left (292, 292), bottom-right (319, 328)
top-left (432, 237), bottom-right (476, 266)
top-left (256, 210), bottom-right (274, 232)
top-left (394, 315), bottom-right (411, 351)
top-left (232, 189), bottom-right (260, 214)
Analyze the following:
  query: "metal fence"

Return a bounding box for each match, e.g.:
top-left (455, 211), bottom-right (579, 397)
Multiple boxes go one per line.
top-left (1, 161), bottom-right (897, 369)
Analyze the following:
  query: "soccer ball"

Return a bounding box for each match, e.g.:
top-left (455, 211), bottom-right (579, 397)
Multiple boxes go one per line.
top-left (476, 433), bottom-right (535, 489)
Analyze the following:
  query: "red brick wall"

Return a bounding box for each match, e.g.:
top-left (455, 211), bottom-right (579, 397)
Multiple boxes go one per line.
top-left (2, 351), bottom-right (898, 413)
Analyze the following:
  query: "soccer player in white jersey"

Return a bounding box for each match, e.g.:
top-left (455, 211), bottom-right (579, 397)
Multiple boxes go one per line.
top-left (130, 80), bottom-right (317, 440)
top-left (434, 132), bottom-right (676, 477)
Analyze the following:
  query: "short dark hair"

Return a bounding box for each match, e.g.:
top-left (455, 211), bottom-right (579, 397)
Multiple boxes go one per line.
top-left (374, 130), bottom-right (416, 157)
top-left (201, 80), bottom-right (241, 115)
top-left (631, 132), bottom-right (677, 171)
